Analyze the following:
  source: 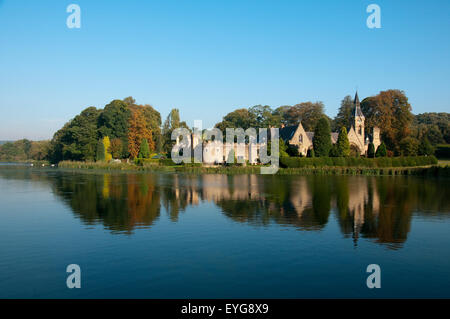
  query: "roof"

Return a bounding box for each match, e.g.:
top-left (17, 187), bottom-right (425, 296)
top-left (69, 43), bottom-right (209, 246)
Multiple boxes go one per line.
top-left (280, 125), bottom-right (298, 141)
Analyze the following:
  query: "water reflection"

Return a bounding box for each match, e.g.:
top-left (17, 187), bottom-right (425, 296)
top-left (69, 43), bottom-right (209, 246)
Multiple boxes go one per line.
top-left (1, 168), bottom-right (449, 247)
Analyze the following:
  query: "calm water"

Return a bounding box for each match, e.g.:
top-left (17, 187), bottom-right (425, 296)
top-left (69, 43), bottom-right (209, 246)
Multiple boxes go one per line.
top-left (0, 166), bottom-right (449, 298)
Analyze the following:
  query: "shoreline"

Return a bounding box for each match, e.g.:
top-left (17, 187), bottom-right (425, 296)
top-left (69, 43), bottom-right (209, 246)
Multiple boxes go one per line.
top-left (51, 160), bottom-right (450, 177)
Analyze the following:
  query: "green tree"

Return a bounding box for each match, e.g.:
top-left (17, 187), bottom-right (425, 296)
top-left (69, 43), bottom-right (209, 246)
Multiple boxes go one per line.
top-left (418, 137), bottom-right (434, 156)
top-left (162, 109), bottom-right (189, 153)
top-left (313, 117), bottom-right (332, 157)
top-left (98, 99), bottom-right (131, 158)
top-left (367, 143), bottom-right (375, 158)
top-left (49, 107), bottom-right (101, 162)
top-left (215, 108), bottom-right (256, 132)
top-left (336, 127), bottom-right (350, 157)
top-left (283, 101), bottom-right (327, 131)
top-left (333, 95), bottom-right (354, 131)
top-left (248, 105), bottom-right (280, 128)
top-left (329, 144), bottom-right (340, 157)
top-left (307, 148), bottom-right (315, 158)
top-left (375, 142), bottom-right (387, 157)
top-left (138, 138), bottom-right (151, 158)
top-left (96, 139), bottom-right (105, 162)
top-left (399, 137), bottom-right (419, 156)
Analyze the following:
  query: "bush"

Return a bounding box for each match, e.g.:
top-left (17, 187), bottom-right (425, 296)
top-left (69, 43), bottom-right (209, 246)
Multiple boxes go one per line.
top-left (280, 156), bottom-right (437, 168)
top-left (375, 142), bottom-right (387, 157)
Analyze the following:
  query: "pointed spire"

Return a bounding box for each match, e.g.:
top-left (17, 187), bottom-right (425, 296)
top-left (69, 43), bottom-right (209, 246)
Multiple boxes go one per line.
top-left (354, 91), bottom-right (364, 118)
top-left (354, 91), bottom-right (360, 106)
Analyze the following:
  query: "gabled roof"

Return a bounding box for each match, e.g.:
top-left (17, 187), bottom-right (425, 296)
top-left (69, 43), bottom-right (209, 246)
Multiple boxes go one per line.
top-left (280, 125), bottom-right (298, 141)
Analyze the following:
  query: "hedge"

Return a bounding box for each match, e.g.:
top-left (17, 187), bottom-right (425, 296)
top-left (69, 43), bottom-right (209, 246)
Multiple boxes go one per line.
top-left (280, 156), bottom-right (438, 168)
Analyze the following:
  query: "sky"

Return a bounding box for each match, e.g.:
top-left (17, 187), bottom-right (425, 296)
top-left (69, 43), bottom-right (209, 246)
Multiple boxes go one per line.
top-left (1, 0), bottom-right (449, 140)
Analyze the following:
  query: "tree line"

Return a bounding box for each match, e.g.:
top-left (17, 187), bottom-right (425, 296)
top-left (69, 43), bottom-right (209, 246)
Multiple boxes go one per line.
top-left (215, 89), bottom-right (449, 157)
top-left (0, 90), bottom-right (449, 162)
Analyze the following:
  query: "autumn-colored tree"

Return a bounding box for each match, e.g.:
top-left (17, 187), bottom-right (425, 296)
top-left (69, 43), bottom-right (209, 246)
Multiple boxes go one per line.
top-left (128, 109), bottom-right (154, 158)
top-left (361, 90), bottom-right (413, 154)
top-left (102, 136), bottom-right (112, 162)
top-left (109, 138), bottom-right (123, 159)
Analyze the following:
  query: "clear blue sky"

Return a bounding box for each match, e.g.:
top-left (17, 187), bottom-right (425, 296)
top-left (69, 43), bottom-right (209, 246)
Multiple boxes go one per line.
top-left (1, 0), bottom-right (449, 140)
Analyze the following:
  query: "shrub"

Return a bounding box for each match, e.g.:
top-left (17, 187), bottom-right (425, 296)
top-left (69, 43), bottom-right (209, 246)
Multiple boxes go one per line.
top-left (313, 117), bottom-right (332, 157)
top-left (376, 142), bottom-right (387, 157)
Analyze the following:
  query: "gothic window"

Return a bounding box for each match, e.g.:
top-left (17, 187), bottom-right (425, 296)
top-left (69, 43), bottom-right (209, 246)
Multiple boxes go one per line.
top-left (358, 126), bottom-right (362, 135)
top-left (299, 134), bottom-right (303, 143)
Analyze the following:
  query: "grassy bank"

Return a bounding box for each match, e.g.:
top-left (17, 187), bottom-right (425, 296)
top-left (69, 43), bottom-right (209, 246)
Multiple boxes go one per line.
top-left (56, 160), bottom-right (450, 177)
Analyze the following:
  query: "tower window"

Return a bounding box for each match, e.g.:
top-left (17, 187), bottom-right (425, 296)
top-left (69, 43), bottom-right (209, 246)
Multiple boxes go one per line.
top-left (358, 126), bottom-right (362, 135)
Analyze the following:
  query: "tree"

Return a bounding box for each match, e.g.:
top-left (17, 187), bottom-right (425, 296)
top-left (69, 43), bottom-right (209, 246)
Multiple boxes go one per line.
top-left (215, 108), bottom-right (256, 132)
top-left (399, 137), bottom-right (419, 156)
top-left (329, 144), bottom-right (340, 157)
top-left (98, 99), bottom-right (131, 158)
top-left (307, 148), bottom-right (315, 157)
top-left (128, 109), bottom-right (153, 159)
top-left (248, 105), bottom-right (280, 128)
top-left (336, 127), bottom-right (350, 157)
top-left (361, 90), bottom-right (414, 154)
top-left (96, 139), bottom-right (105, 161)
top-left (49, 107), bottom-right (101, 162)
top-left (414, 112), bottom-right (450, 144)
top-left (375, 142), bottom-right (387, 157)
top-left (138, 139), bottom-right (151, 158)
top-left (109, 138), bottom-right (123, 159)
top-left (283, 101), bottom-right (326, 131)
top-left (333, 95), bottom-right (354, 131)
top-left (313, 117), bottom-right (332, 157)
top-left (162, 108), bottom-right (189, 153)
top-left (102, 136), bottom-right (112, 161)
top-left (418, 137), bottom-right (434, 156)
top-left (367, 143), bottom-right (375, 158)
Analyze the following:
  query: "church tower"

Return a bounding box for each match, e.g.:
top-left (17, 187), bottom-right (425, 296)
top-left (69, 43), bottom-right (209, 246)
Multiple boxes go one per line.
top-left (354, 91), bottom-right (365, 140)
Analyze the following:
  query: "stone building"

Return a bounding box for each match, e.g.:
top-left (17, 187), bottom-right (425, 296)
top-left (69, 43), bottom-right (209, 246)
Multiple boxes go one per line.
top-left (280, 92), bottom-right (381, 156)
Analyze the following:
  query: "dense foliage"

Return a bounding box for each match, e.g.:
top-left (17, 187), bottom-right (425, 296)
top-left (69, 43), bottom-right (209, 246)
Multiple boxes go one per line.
top-left (312, 117), bottom-right (332, 157)
top-left (0, 139), bottom-right (50, 161)
top-left (280, 156), bottom-right (438, 168)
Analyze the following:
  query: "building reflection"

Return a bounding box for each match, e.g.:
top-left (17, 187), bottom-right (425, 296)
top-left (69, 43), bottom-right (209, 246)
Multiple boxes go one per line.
top-left (1, 167), bottom-right (448, 248)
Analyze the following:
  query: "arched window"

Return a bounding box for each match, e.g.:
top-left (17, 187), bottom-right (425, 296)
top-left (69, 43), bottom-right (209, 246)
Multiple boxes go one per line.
top-left (299, 134), bottom-right (303, 143)
top-left (358, 126), bottom-right (362, 135)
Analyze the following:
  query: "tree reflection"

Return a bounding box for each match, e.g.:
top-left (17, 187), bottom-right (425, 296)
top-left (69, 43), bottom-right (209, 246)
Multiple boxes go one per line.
top-left (1, 167), bottom-right (448, 247)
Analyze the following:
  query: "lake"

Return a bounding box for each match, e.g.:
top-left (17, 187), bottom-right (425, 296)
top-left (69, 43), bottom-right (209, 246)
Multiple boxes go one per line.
top-left (0, 166), bottom-right (449, 298)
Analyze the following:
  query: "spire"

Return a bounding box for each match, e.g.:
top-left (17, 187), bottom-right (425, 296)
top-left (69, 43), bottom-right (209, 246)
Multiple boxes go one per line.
top-left (354, 91), bottom-right (364, 118)
top-left (354, 91), bottom-right (360, 106)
